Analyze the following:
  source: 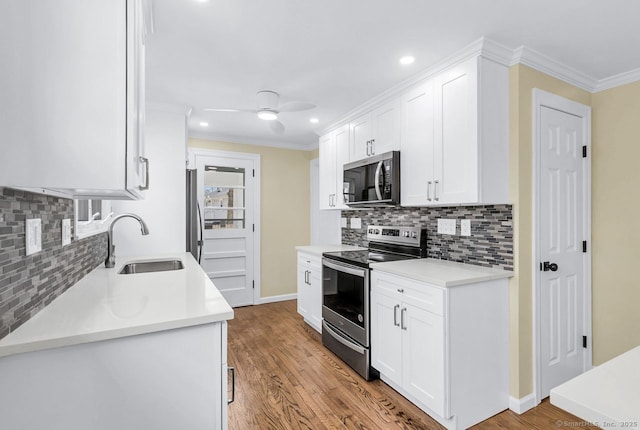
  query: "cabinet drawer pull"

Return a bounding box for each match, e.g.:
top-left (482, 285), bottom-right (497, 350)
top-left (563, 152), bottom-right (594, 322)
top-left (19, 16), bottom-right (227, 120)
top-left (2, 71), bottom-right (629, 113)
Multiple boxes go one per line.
top-left (139, 156), bottom-right (150, 190)
top-left (434, 180), bottom-right (439, 201)
top-left (397, 288), bottom-right (404, 293)
top-left (427, 181), bottom-right (432, 201)
top-left (400, 308), bottom-right (407, 330)
top-left (393, 304), bottom-right (400, 327)
top-left (228, 366), bottom-right (235, 404)
top-left (371, 138), bottom-right (375, 155)
top-left (366, 140), bottom-right (371, 156)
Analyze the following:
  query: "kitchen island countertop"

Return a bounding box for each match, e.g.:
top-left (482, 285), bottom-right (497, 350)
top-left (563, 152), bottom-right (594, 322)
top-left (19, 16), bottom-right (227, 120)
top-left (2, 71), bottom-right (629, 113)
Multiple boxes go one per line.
top-left (0, 252), bottom-right (233, 358)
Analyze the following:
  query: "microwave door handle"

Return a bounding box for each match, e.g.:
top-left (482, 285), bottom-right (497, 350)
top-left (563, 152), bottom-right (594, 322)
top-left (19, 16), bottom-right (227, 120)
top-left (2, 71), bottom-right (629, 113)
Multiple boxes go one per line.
top-left (374, 161), bottom-right (383, 200)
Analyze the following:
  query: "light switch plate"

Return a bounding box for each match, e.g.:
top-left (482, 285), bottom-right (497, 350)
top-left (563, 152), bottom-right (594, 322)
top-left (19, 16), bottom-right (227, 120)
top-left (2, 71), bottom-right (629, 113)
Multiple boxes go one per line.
top-left (437, 218), bottom-right (456, 235)
top-left (341, 217), bottom-right (348, 228)
top-left (26, 218), bottom-right (42, 255)
top-left (350, 217), bottom-right (362, 229)
top-left (460, 219), bottom-right (471, 236)
top-left (62, 219), bottom-right (71, 246)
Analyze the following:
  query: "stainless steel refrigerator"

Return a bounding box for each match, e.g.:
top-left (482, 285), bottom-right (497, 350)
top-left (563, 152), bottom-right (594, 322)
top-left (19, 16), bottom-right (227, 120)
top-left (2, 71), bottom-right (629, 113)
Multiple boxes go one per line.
top-left (186, 169), bottom-right (204, 263)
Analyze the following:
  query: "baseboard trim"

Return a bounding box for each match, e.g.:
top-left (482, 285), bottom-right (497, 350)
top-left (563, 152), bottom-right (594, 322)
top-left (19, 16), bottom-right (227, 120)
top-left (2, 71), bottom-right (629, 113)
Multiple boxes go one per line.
top-left (509, 393), bottom-right (537, 414)
top-left (257, 293), bottom-right (297, 305)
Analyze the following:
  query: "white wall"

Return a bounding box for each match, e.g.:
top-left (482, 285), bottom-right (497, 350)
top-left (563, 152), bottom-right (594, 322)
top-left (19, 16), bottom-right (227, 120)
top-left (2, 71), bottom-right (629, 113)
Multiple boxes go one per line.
top-left (110, 109), bottom-right (188, 257)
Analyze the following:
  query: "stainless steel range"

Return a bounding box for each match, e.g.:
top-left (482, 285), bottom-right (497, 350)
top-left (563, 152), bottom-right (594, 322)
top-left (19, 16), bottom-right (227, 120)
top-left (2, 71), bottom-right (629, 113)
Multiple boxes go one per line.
top-left (321, 225), bottom-right (427, 380)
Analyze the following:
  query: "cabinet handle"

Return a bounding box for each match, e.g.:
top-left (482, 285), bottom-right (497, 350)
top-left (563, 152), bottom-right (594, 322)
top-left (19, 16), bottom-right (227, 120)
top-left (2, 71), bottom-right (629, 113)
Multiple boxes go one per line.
top-left (366, 140), bottom-right (371, 156)
top-left (371, 138), bottom-right (375, 155)
top-left (393, 304), bottom-right (400, 327)
top-left (400, 308), bottom-right (407, 330)
top-left (397, 288), bottom-right (404, 293)
top-left (138, 156), bottom-right (150, 190)
top-left (228, 366), bottom-right (235, 404)
top-left (427, 181), bottom-right (432, 201)
top-left (434, 180), bottom-right (439, 201)
top-left (306, 270), bottom-right (310, 285)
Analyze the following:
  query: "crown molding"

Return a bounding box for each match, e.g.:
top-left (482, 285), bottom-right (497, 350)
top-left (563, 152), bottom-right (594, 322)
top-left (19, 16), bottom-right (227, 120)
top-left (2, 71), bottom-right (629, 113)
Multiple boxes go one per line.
top-left (188, 131), bottom-right (317, 151)
top-left (594, 67), bottom-right (640, 92)
top-left (512, 45), bottom-right (599, 92)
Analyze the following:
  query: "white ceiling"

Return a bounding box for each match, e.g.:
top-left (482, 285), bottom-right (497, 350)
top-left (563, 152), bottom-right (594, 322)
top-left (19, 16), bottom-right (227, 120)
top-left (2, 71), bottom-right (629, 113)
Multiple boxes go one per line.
top-left (146, 0), bottom-right (640, 148)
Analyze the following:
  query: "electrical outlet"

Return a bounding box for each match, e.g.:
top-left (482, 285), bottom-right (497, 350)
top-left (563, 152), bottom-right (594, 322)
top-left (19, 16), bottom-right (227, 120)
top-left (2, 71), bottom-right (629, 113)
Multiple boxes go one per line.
top-left (437, 218), bottom-right (456, 235)
top-left (25, 218), bottom-right (42, 255)
top-left (62, 219), bottom-right (72, 246)
top-left (341, 217), bottom-right (348, 228)
top-left (350, 217), bottom-right (362, 229)
top-left (460, 219), bottom-right (471, 236)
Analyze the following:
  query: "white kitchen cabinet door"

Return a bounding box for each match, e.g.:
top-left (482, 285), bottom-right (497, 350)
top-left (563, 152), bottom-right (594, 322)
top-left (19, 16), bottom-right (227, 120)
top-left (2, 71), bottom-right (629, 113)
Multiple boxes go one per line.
top-left (370, 99), bottom-right (401, 156)
top-left (0, 0), bottom-right (148, 199)
top-left (402, 302), bottom-right (446, 417)
top-left (433, 57), bottom-right (478, 205)
top-left (296, 253), bottom-right (322, 333)
top-left (370, 290), bottom-right (403, 386)
top-left (400, 81), bottom-right (435, 206)
top-left (319, 125), bottom-right (350, 210)
top-left (349, 99), bottom-right (400, 161)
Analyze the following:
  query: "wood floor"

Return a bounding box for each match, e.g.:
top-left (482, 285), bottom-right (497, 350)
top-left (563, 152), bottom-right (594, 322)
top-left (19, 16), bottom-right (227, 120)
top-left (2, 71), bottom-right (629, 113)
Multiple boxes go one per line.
top-left (227, 300), bottom-right (598, 430)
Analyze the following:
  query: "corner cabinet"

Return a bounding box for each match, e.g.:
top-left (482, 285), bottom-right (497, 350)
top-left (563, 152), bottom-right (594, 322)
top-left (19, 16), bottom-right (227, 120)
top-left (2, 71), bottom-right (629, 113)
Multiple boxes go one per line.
top-left (296, 252), bottom-right (323, 332)
top-left (349, 98), bottom-right (401, 161)
top-left (400, 56), bottom-right (509, 206)
top-left (370, 270), bottom-right (509, 430)
top-left (0, 0), bottom-right (149, 200)
top-left (319, 124), bottom-right (350, 210)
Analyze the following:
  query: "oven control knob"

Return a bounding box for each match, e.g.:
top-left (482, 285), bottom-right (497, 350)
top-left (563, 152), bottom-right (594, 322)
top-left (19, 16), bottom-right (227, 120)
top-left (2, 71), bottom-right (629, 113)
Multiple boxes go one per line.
top-left (402, 231), bottom-right (409, 237)
top-left (411, 232), bottom-right (417, 239)
top-left (375, 229), bottom-right (380, 234)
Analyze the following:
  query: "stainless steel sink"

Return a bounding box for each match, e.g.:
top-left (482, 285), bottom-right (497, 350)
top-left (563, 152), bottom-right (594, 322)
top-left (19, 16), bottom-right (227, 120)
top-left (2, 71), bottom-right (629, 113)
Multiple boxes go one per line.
top-left (118, 259), bottom-right (184, 275)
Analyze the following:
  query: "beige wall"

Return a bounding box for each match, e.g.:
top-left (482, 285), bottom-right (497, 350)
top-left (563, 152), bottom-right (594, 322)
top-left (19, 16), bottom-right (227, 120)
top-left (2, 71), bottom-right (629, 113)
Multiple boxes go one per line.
top-left (509, 64), bottom-right (592, 398)
top-left (189, 138), bottom-right (315, 298)
top-left (591, 81), bottom-right (640, 364)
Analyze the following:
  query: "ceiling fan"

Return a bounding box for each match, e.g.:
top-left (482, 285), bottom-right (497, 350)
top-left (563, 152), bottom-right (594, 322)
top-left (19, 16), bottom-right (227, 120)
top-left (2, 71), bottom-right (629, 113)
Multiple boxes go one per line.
top-left (203, 90), bottom-right (316, 136)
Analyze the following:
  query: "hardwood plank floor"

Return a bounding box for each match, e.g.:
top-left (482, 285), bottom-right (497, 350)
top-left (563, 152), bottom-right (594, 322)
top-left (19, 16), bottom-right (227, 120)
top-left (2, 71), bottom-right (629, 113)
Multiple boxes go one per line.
top-left (227, 300), bottom-right (599, 430)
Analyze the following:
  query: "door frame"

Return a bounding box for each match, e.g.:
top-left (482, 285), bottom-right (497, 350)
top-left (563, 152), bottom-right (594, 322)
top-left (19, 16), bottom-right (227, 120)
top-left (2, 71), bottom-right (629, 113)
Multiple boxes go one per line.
top-left (532, 88), bottom-right (592, 404)
top-left (188, 148), bottom-right (261, 306)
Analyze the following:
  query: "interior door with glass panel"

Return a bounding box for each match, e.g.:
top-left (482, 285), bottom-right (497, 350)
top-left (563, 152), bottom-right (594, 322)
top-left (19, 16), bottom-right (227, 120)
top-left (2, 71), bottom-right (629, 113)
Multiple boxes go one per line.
top-left (195, 154), bottom-right (255, 307)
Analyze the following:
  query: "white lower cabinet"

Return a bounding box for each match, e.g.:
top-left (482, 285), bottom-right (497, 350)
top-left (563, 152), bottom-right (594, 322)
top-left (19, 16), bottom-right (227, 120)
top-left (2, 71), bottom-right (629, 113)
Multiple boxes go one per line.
top-left (297, 252), bottom-right (322, 332)
top-left (371, 270), bottom-right (509, 430)
top-left (0, 322), bottom-right (230, 430)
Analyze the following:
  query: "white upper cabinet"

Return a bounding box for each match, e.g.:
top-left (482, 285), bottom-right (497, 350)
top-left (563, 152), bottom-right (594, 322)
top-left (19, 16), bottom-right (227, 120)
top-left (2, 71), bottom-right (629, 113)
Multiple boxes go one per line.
top-left (319, 124), bottom-right (350, 209)
top-left (400, 56), bottom-right (509, 206)
top-left (0, 0), bottom-right (149, 199)
top-left (350, 99), bottom-right (400, 161)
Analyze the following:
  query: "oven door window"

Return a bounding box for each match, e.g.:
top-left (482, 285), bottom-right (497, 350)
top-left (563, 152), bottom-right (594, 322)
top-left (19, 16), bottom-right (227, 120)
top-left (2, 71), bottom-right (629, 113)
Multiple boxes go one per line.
top-left (323, 264), bottom-right (365, 328)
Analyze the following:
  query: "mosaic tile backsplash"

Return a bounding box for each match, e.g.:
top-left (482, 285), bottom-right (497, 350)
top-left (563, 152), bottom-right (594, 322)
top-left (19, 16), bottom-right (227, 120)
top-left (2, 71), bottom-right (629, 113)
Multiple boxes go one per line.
top-left (342, 205), bottom-right (513, 271)
top-left (0, 188), bottom-right (107, 340)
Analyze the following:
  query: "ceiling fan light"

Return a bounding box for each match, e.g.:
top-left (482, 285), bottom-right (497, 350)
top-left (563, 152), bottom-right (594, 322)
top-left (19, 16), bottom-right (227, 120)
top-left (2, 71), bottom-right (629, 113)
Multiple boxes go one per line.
top-left (258, 110), bottom-right (278, 121)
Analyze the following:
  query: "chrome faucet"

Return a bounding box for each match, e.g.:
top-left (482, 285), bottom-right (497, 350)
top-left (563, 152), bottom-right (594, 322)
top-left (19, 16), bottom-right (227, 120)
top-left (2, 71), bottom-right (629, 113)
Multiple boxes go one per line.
top-left (105, 213), bottom-right (150, 268)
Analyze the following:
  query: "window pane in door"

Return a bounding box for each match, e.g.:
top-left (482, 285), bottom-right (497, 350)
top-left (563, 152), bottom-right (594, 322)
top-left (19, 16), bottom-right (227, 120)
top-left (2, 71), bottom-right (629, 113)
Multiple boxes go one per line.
top-left (204, 166), bottom-right (245, 229)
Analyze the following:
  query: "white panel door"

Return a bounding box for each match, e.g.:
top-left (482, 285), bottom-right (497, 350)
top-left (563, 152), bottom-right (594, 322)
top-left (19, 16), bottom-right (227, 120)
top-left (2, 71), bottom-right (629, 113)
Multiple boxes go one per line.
top-left (350, 113), bottom-right (372, 161)
top-left (318, 133), bottom-right (336, 209)
top-left (196, 154), bottom-right (256, 307)
top-left (371, 99), bottom-right (400, 155)
top-left (539, 106), bottom-right (586, 397)
top-left (370, 290), bottom-right (402, 385)
top-left (400, 81), bottom-right (435, 206)
top-left (333, 124), bottom-right (350, 209)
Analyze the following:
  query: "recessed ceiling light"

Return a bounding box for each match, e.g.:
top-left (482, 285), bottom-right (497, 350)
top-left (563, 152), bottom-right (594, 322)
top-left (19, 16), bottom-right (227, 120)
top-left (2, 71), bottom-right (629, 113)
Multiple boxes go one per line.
top-left (257, 110), bottom-right (278, 121)
top-left (199, 122), bottom-right (209, 127)
top-left (399, 56), bottom-right (415, 65)
top-left (310, 118), bottom-right (319, 124)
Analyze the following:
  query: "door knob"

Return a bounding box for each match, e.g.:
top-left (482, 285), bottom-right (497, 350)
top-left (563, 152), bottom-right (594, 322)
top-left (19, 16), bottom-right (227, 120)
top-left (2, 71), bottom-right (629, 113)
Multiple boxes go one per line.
top-left (542, 261), bottom-right (558, 272)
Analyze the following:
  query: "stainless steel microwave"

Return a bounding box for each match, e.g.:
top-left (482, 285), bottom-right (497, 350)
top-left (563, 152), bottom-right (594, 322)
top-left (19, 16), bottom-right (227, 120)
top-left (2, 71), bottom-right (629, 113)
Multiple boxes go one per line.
top-left (343, 151), bottom-right (400, 207)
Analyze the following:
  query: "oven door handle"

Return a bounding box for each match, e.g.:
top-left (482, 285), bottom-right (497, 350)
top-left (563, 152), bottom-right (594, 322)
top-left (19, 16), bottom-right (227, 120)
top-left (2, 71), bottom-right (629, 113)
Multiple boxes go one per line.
top-left (322, 320), bottom-right (366, 355)
top-left (322, 259), bottom-right (367, 278)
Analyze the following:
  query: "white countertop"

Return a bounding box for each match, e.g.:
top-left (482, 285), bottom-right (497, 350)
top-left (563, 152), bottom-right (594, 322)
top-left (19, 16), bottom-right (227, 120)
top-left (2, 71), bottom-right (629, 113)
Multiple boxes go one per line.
top-left (371, 258), bottom-right (513, 287)
top-left (296, 244), bottom-right (366, 257)
top-left (551, 345), bottom-right (640, 428)
top-left (0, 252), bottom-right (233, 358)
